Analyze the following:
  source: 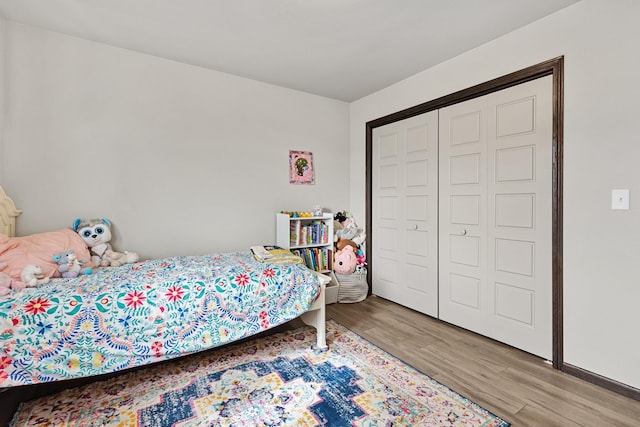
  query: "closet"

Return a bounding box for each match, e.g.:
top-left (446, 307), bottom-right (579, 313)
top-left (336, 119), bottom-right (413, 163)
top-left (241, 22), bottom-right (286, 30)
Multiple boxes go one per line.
top-left (372, 76), bottom-right (552, 359)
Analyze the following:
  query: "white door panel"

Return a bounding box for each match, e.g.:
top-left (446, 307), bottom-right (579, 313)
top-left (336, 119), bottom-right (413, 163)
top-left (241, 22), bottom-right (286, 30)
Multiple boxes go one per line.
top-left (487, 76), bottom-right (553, 358)
top-left (439, 96), bottom-right (488, 336)
top-left (439, 75), bottom-right (552, 359)
top-left (372, 111), bottom-right (439, 317)
top-left (371, 76), bottom-right (552, 359)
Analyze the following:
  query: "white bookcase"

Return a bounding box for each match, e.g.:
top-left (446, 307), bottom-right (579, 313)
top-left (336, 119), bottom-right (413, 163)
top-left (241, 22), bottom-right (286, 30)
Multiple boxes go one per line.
top-left (276, 213), bottom-right (339, 303)
top-left (276, 213), bottom-right (334, 273)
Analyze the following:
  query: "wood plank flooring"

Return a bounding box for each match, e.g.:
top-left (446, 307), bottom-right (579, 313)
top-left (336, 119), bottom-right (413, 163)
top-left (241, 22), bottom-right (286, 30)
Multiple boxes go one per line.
top-left (323, 296), bottom-right (640, 426)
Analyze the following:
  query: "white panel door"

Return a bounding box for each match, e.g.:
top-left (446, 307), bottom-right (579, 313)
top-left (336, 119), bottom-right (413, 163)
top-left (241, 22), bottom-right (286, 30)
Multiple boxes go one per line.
top-left (439, 76), bottom-right (553, 359)
top-left (372, 111), bottom-right (439, 317)
top-left (438, 96), bottom-right (488, 332)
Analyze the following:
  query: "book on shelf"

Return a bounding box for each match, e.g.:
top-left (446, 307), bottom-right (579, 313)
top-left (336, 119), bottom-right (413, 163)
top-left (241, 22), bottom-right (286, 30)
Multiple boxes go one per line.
top-left (289, 221), bottom-right (301, 246)
top-left (291, 247), bottom-right (333, 272)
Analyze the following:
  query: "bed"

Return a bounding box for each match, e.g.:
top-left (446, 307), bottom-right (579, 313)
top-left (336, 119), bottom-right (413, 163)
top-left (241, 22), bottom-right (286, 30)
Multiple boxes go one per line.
top-left (0, 186), bottom-right (327, 389)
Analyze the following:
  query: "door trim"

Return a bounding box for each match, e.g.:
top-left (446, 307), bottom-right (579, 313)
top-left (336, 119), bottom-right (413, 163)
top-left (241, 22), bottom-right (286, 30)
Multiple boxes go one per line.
top-left (366, 57), bottom-right (564, 367)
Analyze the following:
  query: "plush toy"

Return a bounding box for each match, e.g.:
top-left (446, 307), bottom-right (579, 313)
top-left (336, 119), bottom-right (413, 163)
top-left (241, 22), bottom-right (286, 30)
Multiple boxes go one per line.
top-left (73, 218), bottom-right (114, 267)
top-left (0, 262), bottom-right (27, 294)
top-left (20, 264), bottom-right (51, 287)
top-left (333, 245), bottom-right (357, 275)
top-left (104, 250), bottom-right (140, 267)
top-left (355, 251), bottom-right (367, 271)
top-left (0, 273), bottom-right (15, 295)
top-left (0, 272), bottom-right (26, 295)
top-left (53, 249), bottom-right (92, 278)
top-left (336, 238), bottom-right (358, 252)
top-left (334, 211), bottom-right (366, 247)
top-left (336, 238), bottom-right (366, 271)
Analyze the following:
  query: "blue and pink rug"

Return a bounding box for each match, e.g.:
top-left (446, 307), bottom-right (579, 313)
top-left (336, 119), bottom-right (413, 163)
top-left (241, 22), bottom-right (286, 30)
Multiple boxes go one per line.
top-left (11, 320), bottom-right (509, 426)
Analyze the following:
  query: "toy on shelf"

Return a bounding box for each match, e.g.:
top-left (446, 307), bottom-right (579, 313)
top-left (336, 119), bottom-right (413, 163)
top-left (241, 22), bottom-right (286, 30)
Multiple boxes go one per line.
top-left (280, 210), bottom-right (320, 218)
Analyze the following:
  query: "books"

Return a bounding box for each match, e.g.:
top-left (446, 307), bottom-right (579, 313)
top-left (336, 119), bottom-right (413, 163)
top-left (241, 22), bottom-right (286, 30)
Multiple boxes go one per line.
top-left (290, 247), bottom-right (332, 272)
top-left (250, 245), bottom-right (273, 261)
top-left (289, 221), bottom-right (329, 246)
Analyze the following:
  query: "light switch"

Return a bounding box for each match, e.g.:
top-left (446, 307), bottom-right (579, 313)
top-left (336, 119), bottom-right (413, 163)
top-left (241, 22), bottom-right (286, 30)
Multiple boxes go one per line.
top-left (611, 189), bottom-right (629, 210)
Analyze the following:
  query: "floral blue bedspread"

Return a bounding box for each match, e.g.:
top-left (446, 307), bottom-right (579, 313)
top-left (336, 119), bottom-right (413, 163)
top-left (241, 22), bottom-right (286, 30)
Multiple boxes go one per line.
top-left (0, 251), bottom-right (320, 387)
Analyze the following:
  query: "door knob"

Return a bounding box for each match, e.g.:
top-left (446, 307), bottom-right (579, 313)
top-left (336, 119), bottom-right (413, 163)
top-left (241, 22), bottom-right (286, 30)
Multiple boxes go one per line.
top-left (461, 229), bottom-right (467, 235)
top-left (413, 224), bottom-right (418, 230)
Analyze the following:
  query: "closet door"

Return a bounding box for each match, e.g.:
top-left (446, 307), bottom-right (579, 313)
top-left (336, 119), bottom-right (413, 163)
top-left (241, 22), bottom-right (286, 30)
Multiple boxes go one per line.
top-left (437, 96), bottom-right (488, 332)
top-left (372, 111), bottom-right (439, 317)
top-left (439, 76), bottom-right (553, 359)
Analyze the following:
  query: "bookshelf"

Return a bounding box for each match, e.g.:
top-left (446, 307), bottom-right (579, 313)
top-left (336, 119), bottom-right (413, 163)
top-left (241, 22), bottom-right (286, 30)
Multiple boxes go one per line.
top-left (276, 213), bottom-right (334, 273)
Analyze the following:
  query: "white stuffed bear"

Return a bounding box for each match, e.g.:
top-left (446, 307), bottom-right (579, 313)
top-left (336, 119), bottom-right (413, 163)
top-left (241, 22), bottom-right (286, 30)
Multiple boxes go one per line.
top-left (20, 264), bottom-right (51, 287)
top-left (105, 250), bottom-right (140, 267)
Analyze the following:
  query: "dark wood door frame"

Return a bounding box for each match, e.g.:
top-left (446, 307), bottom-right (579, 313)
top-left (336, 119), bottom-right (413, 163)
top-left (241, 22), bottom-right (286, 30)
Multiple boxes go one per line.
top-left (365, 56), bottom-right (639, 401)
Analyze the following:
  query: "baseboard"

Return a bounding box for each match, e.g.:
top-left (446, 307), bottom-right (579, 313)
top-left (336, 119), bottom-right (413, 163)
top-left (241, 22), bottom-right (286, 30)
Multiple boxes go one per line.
top-left (562, 363), bottom-right (640, 401)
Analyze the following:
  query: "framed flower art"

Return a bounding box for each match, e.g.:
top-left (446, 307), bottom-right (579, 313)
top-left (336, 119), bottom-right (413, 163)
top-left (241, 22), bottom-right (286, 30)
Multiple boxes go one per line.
top-left (289, 150), bottom-right (315, 185)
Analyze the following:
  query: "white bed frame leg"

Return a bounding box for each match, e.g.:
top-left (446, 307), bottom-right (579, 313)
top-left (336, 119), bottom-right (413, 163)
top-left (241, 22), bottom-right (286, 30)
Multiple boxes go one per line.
top-left (300, 274), bottom-right (329, 350)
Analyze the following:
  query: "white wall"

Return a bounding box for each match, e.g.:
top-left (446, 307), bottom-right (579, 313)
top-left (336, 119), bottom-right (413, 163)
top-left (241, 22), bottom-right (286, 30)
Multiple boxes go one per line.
top-left (2, 21), bottom-right (349, 258)
top-left (350, 0), bottom-right (640, 389)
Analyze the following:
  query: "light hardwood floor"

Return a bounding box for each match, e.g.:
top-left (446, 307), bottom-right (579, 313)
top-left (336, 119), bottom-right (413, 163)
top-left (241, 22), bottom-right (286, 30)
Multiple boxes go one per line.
top-left (318, 296), bottom-right (640, 426)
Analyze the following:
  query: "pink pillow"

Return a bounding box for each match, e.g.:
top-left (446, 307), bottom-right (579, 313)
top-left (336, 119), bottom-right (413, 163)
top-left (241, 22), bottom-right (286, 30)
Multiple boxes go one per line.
top-left (0, 229), bottom-right (92, 280)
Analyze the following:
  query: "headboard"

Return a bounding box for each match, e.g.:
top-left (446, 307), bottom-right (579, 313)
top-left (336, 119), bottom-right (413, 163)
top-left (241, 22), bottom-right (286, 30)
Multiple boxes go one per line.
top-left (0, 186), bottom-right (22, 237)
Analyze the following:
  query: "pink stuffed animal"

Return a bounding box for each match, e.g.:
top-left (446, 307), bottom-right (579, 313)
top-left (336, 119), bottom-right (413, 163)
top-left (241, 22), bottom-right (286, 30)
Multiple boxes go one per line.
top-left (0, 262), bottom-right (27, 295)
top-left (333, 245), bottom-right (357, 275)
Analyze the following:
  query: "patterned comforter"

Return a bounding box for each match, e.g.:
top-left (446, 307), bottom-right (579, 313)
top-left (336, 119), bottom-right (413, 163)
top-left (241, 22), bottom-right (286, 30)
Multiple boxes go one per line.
top-left (0, 251), bottom-right (320, 387)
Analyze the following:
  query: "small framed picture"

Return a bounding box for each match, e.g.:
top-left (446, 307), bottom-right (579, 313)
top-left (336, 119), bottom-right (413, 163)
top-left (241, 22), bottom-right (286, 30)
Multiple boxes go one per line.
top-left (289, 150), bottom-right (315, 185)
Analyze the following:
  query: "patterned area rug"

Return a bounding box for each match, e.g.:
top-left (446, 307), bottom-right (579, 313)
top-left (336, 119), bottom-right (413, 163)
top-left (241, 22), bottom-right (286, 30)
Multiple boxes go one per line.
top-left (11, 320), bottom-right (509, 426)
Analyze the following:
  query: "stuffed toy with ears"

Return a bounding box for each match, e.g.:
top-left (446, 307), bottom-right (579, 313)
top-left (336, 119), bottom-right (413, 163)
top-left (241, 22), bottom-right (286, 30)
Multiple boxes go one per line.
top-left (334, 211), bottom-right (366, 247)
top-left (53, 249), bottom-right (92, 278)
top-left (20, 264), bottom-right (51, 287)
top-left (104, 250), bottom-right (140, 267)
top-left (333, 245), bottom-right (357, 275)
top-left (73, 217), bottom-right (141, 267)
top-left (73, 217), bottom-right (114, 267)
top-left (336, 238), bottom-right (367, 271)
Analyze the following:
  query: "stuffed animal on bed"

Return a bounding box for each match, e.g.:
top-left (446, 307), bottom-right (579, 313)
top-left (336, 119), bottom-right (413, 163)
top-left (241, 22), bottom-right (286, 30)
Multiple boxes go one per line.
top-left (0, 272), bottom-right (18, 295)
top-left (20, 264), bottom-right (51, 287)
top-left (104, 249), bottom-right (140, 267)
top-left (0, 262), bottom-right (27, 294)
top-left (73, 217), bottom-right (114, 267)
top-left (53, 249), bottom-right (92, 278)
top-left (73, 217), bottom-right (140, 267)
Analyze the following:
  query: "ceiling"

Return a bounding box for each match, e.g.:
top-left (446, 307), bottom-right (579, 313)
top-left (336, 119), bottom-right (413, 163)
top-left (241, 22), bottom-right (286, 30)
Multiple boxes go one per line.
top-left (0, 0), bottom-right (581, 102)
